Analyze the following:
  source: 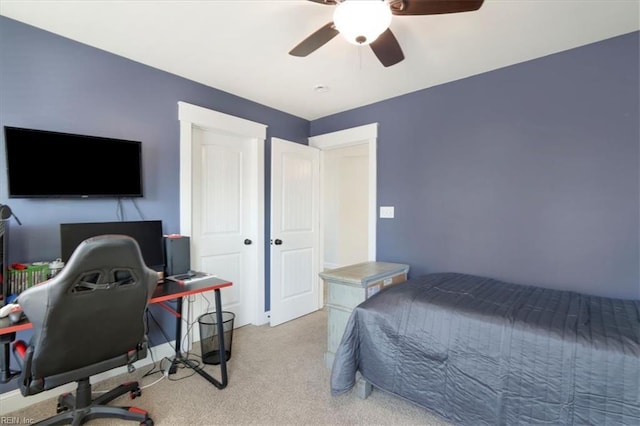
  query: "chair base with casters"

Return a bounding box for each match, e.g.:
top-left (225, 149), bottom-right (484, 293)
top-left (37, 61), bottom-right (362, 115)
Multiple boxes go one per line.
top-left (43, 377), bottom-right (152, 426)
top-left (13, 340), bottom-right (153, 426)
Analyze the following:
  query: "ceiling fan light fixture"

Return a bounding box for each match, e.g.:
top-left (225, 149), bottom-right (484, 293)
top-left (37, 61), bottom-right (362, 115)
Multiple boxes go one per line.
top-left (333, 0), bottom-right (392, 45)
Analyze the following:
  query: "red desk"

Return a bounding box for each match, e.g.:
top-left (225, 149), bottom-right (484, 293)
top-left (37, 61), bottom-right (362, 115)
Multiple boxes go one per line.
top-left (0, 275), bottom-right (232, 388)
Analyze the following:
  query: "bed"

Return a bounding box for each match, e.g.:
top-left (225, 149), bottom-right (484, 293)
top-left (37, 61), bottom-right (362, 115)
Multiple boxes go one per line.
top-left (331, 272), bottom-right (640, 425)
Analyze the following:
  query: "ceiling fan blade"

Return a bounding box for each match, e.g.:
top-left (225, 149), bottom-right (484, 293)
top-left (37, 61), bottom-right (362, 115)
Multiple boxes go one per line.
top-left (306, 0), bottom-right (338, 4)
top-left (390, 0), bottom-right (484, 15)
top-left (370, 28), bottom-right (405, 67)
top-left (289, 22), bottom-right (339, 57)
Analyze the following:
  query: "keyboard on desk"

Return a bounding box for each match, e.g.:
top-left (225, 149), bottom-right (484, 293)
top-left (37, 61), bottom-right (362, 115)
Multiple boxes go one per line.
top-left (166, 271), bottom-right (213, 283)
top-left (172, 273), bottom-right (196, 280)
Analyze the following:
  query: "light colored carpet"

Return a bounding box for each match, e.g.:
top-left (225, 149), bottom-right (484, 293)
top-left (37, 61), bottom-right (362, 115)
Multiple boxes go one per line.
top-left (7, 309), bottom-right (451, 425)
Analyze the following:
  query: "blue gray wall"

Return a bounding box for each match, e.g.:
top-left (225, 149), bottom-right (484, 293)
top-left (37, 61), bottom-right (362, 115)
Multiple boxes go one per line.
top-left (0, 15), bottom-right (309, 394)
top-left (0, 15), bottom-right (308, 263)
top-left (4, 17), bottom-right (636, 303)
top-left (1, 19), bottom-right (638, 302)
top-left (311, 31), bottom-right (640, 301)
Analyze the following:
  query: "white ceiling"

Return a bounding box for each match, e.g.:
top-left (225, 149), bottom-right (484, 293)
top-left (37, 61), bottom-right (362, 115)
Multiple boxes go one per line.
top-left (1, 0), bottom-right (638, 120)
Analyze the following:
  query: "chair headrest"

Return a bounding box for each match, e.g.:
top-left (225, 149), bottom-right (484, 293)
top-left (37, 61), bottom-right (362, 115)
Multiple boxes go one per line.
top-left (66, 234), bottom-right (148, 272)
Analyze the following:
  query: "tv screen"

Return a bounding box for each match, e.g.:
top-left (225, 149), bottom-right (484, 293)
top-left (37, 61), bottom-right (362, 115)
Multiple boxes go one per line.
top-left (60, 220), bottom-right (164, 269)
top-left (4, 126), bottom-right (143, 198)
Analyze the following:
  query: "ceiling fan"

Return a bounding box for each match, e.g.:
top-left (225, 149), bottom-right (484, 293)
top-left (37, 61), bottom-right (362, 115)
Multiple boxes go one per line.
top-left (289, 0), bottom-right (485, 67)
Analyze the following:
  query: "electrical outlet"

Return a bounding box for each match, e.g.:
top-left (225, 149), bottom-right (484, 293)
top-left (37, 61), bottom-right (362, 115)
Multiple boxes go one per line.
top-left (380, 206), bottom-right (395, 219)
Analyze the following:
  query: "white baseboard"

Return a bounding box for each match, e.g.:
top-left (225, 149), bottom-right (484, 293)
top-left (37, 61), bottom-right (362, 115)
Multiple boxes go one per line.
top-left (0, 341), bottom-right (177, 415)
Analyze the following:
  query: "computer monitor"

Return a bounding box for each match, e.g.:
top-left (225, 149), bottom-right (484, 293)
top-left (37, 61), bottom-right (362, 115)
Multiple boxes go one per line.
top-left (60, 220), bottom-right (164, 270)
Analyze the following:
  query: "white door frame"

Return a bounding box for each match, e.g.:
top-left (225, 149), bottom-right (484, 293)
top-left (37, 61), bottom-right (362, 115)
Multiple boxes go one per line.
top-left (309, 123), bottom-right (378, 303)
top-left (178, 101), bottom-right (268, 326)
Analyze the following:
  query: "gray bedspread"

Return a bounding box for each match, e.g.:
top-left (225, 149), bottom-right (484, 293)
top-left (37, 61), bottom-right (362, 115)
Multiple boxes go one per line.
top-left (331, 273), bottom-right (640, 425)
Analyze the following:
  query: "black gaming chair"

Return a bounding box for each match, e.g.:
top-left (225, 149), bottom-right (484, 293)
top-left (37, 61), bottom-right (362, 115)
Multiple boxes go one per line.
top-left (12, 234), bottom-right (158, 425)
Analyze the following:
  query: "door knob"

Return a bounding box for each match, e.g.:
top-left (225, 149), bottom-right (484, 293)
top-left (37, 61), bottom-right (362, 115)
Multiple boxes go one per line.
top-left (244, 239), bottom-right (252, 245)
top-left (274, 239), bottom-right (283, 245)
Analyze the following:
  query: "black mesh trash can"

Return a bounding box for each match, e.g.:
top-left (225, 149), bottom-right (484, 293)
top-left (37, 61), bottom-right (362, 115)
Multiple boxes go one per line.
top-left (198, 311), bottom-right (235, 365)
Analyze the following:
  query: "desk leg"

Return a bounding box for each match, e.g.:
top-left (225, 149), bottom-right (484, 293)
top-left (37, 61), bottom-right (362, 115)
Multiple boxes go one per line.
top-left (0, 332), bottom-right (19, 383)
top-left (213, 289), bottom-right (228, 385)
top-left (169, 290), bottom-right (228, 389)
top-left (167, 297), bottom-right (184, 376)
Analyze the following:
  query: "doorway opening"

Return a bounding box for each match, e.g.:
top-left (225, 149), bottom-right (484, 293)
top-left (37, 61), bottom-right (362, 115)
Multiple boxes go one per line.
top-left (309, 123), bottom-right (378, 306)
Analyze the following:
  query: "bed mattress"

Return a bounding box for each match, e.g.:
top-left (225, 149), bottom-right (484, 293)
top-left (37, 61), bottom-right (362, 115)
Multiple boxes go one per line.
top-left (331, 273), bottom-right (640, 425)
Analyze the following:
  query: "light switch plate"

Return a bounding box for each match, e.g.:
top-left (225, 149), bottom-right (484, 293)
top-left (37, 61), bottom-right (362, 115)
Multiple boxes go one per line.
top-left (380, 206), bottom-right (394, 219)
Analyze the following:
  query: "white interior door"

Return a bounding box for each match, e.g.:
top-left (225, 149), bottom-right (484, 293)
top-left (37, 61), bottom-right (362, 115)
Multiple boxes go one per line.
top-left (270, 138), bottom-right (320, 326)
top-left (191, 129), bottom-right (254, 328)
top-left (179, 102), bottom-right (267, 340)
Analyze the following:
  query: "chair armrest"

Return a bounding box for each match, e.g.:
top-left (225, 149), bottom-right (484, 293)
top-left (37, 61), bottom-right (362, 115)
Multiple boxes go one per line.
top-left (12, 340), bottom-right (44, 396)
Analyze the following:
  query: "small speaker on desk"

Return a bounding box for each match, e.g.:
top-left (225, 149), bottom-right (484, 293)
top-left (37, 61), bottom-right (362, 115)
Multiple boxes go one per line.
top-left (164, 235), bottom-right (191, 277)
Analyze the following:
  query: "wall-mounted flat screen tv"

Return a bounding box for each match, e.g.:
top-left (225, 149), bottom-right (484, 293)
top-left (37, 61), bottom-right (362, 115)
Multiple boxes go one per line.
top-left (3, 126), bottom-right (143, 198)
